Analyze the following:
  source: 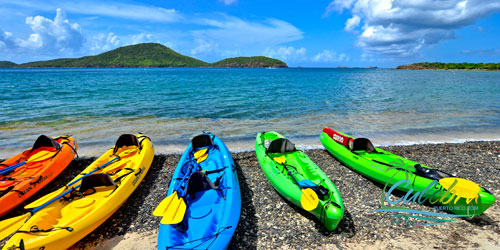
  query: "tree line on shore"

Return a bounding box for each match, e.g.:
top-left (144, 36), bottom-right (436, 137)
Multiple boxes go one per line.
top-left (397, 62), bottom-right (500, 70)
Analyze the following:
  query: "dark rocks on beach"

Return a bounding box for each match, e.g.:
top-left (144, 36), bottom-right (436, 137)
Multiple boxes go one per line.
top-left (2, 141), bottom-right (499, 249)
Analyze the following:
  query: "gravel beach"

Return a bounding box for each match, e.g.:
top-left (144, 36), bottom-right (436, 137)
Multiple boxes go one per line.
top-left (2, 141), bottom-right (499, 249)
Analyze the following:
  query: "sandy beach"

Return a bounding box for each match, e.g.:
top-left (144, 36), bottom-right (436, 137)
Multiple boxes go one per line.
top-left (1, 141), bottom-right (499, 249)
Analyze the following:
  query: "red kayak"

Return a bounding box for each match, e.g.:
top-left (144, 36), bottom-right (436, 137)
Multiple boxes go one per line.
top-left (0, 135), bottom-right (77, 217)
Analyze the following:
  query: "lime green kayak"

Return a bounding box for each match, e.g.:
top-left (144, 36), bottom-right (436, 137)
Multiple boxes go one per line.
top-left (320, 128), bottom-right (495, 216)
top-left (255, 131), bottom-right (344, 231)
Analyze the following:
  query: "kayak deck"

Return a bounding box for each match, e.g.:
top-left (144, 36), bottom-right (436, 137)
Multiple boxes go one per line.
top-left (158, 133), bottom-right (241, 250)
top-left (256, 131), bottom-right (344, 231)
top-left (320, 128), bottom-right (496, 216)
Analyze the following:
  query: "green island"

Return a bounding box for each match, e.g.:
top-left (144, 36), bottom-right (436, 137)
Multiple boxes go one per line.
top-left (0, 43), bottom-right (287, 68)
top-left (396, 62), bottom-right (500, 70)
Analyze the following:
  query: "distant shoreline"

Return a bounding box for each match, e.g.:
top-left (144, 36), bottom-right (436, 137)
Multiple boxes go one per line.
top-left (396, 62), bottom-right (500, 71)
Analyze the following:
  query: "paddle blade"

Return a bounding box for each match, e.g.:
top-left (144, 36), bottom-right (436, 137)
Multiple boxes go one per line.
top-left (439, 177), bottom-right (481, 199)
top-left (26, 150), bottom-right (56, 163)
top-left (301, 188), bottom-right (319, 211)
top-left (194, 148), bottom-right (207, 159)
top-left (153, 192), bottom-right (176, 217)
top-left (118, 148), bottom-right (139, 159)
top-left (194, 148), bottom-right (208, 163)
top-left (153, 191), bottom-right (187, 225)
top-left (273, 156), bottom-right (286, 164)
top-left (196, 153), bottom-right (208, 163)
top-left (0, 213), bottom-right (30, 241)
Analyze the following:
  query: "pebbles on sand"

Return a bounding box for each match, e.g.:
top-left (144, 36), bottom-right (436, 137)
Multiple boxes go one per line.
top-left (2, 141), bottom-right (499, 249)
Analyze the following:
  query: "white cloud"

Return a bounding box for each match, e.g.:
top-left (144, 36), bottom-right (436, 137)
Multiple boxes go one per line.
top-left (313, 50), bottom-right (349, 62)
top-left (16, 8), bottom-right (84, 54)
top-left (326, 0), bottom-right (500, 56)
top-left (344, 15), bottom-right (360, 32)
top-left (131, 33), bottom-right (153, 44)
top-left (190, 39), bottom-right (219, 56)
top-left (193, 16), bottom-right (303, 48)
top-left (219, 0), bottom-right (238, 5)
top-left (324, 0), bottom-right (355, 16)
top-left (72, 3), bottom-right (180, 23)
top-left (0, 30), bottom-right (17, 50)
top-left (263, 46), bottom-right (306, 61)
top-left (263, 47), bottom-right (349, 64)
top-left (6, 1), bottom-right (181, 23)
top-left (163, 41), bottom-right (175, 49)
top-left (90, 32), bottom-right (120, 53)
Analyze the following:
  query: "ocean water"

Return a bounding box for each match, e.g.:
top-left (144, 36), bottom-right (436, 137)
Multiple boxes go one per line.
top-left (0, 68), bottom-right (499, 157)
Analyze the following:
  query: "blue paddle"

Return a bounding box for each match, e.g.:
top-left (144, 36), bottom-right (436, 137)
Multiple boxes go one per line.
top-left (0, 151), bottom-right (56, 175)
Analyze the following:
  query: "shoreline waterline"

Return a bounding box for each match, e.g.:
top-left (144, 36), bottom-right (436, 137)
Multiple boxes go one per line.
top-left (1, 136), bottom-right (500, 159)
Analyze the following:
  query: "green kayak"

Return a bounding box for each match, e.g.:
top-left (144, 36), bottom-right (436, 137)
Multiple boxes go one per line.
top-left (255, 131), bottom-right (344, 231)
top-left (320, 128), bottom-right (496, 216)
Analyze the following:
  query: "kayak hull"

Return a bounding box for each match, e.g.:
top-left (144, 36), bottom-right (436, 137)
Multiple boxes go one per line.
top-left (255, 131), bottom-right (344, 231)
top-left (320, 128), bottom-right (495, 216)
top-left (158, 133), bottom-right (241, 250)
top-left (2, 134), bottom-right (154, 250)
top-left (0, 136), bottom-right (77, 218)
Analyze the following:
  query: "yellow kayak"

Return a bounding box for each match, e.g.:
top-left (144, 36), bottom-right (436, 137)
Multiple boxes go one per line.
top-left (1, 134), bottom-right (154, 250)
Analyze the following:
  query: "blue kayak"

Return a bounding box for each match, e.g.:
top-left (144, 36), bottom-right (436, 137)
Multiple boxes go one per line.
top-left (157, 133), bottom-right (241, 250)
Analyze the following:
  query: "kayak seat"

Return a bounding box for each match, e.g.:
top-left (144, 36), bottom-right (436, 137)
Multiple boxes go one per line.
top-left (266, 138), bottom-right (295, 154)
top-left (32, 135), bottom-right (61, 151)
top-left (79, 173), bottom-right (117, 193)
top-left (113, 134), bottom-right (139, 155)
top-left (185, 171), bottom-right (220, 199)
top-left (192, 134), bottom-right (214, 150)
top-left (351, 138), bottom-right (376, 153)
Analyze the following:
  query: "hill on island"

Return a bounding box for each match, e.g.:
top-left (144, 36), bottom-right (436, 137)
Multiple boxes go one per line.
top-left (0, 61), bottom-right (17, 68)
top-left (211, 56), bottom-right (287, 68)
top-left (1, 43), bottom-right (287, 68)
top-left (397, 62), bottom-right (500, 70)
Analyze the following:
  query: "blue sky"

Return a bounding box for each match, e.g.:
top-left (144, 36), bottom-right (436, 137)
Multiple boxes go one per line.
top-left (1, 0), bottom-right (499, 67)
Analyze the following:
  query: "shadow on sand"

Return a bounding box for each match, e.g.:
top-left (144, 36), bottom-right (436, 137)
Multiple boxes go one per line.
top-left (228, 161), bottom-right (258, 250)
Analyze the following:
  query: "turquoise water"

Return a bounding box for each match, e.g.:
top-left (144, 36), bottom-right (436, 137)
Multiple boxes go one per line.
top-left (1, 68), bottom-right (499, 156)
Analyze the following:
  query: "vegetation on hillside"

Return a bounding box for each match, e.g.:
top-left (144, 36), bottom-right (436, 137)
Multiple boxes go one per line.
top-left (20, 43), bottom-right (209, 68)
top-left (0, 61), bottom-right (17, 68)
top-left (211, 56), bottom-right (287, 68)
top-left (10, 43), bottom-right (286, 68)
top-left (397, 62), bottom-right (500, 70)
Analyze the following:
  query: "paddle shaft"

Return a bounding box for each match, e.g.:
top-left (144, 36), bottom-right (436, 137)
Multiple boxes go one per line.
top-left (277, 162), bottom-right (303, 189)
top-left (31, 153), bottom-right (130, 212)
top-left (66, 156), bottom-right (119, 187)
top-left (0, 151), bottom-right (56, 175)
top-left (173, 157), bottom-right (198, 198)
top-left (0, 162), bottom-right (27, 175)
top-left (32, 184), bottom-right (80, 213)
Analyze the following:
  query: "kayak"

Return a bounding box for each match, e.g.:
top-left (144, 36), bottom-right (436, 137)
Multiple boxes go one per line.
top-left (320, 128), bottom-right (496, 216)
top-left (1, 134), bottom-right (154, 250)
top-left (0, 135), bottom-right (77, 217)
top-left (155, 133), bottom-right (241, 250)
top-left (255, 131), bottom-right (344, 231)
